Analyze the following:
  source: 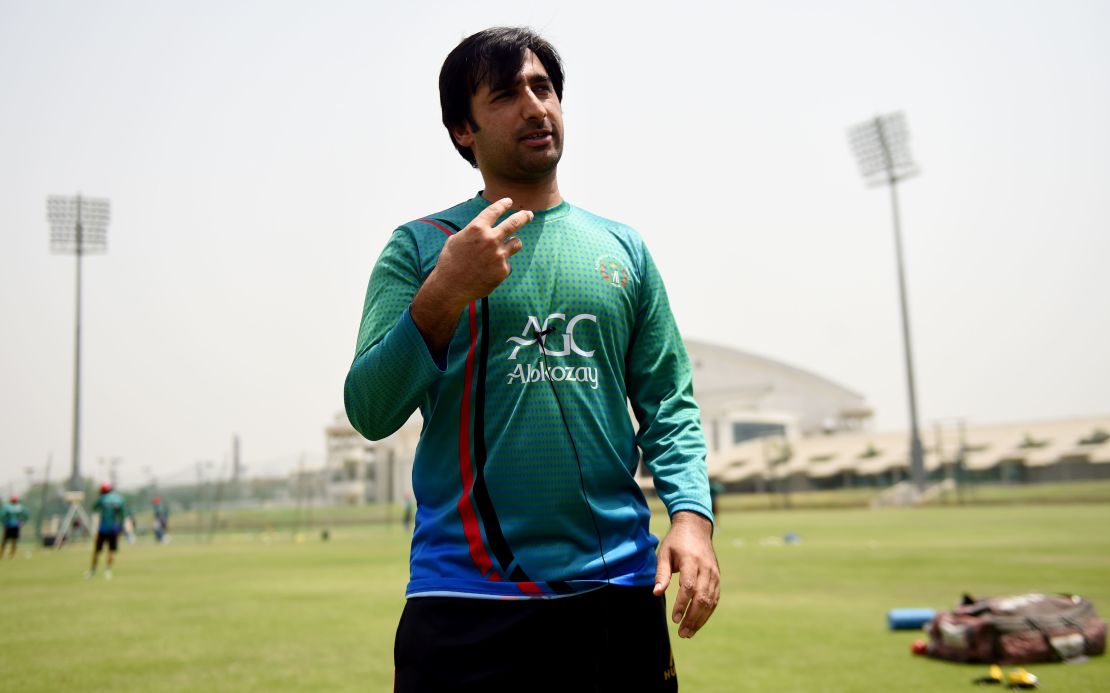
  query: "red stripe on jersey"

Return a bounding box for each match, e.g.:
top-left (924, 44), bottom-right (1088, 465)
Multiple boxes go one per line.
top-left (420, 218), bottom-right (499, 582)
top-left (457, 301), bottom-right (495, 577)
top-left (517, 581), bottom-right (544, 596)
top-left (420, 218), bottom-right (454, 236)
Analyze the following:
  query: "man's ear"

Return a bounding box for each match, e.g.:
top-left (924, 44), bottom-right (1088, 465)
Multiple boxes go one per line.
top-left (451, 121), bottom-right (475, 149)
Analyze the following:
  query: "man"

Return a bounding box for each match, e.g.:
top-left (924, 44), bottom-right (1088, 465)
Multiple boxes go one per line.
top-left (1, 495), bottom-right (30, 559)
top-left (87, 482), bottom-right (131, 579)
top-left (151, 495), bottom-right (169, 543)
top-left (345, 27), bottom-right (719, 691)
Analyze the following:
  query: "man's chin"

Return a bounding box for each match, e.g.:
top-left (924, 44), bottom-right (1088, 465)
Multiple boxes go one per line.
top-left (518, 149), bottom-right (562, 176)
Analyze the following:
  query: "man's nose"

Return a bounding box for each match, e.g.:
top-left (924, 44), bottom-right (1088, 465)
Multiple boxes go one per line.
top-left (521, 88), bottom-right (547, 120)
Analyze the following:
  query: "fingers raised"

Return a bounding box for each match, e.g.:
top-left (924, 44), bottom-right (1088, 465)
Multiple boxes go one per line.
top-left (435, 199), bottom-right (531, 304)
top-left (474, 197), bottom-right (515, 228)
top-left (495, 209), bottom-right (534, 240)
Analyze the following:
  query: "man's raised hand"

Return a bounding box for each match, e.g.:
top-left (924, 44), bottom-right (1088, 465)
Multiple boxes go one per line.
top-left (411, 198), bottom-right (532, 358)
top-left (434, 197), bottom-right (531, 306)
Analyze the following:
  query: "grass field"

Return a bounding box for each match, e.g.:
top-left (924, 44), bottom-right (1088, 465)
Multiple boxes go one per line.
top-left (2, 501), bottom-right (1108, 691)
top-left (154, 480), bottom-right (1110, 532)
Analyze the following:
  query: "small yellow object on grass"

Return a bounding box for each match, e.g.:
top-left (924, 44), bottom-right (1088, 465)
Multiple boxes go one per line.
top-left (972, 664), bottom-right (1038, 689)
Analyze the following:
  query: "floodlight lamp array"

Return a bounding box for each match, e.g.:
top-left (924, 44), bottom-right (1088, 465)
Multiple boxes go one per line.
top-left (47, 195), bottom-right (110, 254)
top-left (847, 112), bottom-right (919, 186)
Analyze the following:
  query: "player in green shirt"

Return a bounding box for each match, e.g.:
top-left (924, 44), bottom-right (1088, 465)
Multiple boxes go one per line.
top-left (345, 26), bottom-right (719, 691)
top-left (2, 495), bottom-right (31, 559)
top-left (151, 495), bottom-right (169, 543)
top-left (86, 483), bottom-right (131, 579)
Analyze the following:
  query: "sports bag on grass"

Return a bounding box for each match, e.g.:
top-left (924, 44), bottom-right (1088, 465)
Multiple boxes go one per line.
top-left (926, 593), bottom-right (1106, 664)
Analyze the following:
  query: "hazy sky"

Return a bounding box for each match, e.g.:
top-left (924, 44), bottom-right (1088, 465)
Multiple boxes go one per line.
top-left (2, 0), bottom-right (1107, 491)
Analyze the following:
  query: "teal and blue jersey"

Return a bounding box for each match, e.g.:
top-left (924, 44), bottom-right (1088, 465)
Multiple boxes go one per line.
top-left (2, 502), bottom-right (29, 528)
top-left (345, 195), bottom-right (711, 599)
top-left (93, 492), bottom-right (129, 534)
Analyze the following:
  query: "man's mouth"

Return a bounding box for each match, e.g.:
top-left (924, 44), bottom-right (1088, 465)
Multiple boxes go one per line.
top-left (520, 130), bottom-right (553, 144)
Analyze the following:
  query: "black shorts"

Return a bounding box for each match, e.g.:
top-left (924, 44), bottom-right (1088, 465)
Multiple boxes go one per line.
top-left (3, 526), bottom-right (18, 541)
top-left (395, 585), bottom-right (677, 692)
top-left (95, 531), bottom-right (119, 552)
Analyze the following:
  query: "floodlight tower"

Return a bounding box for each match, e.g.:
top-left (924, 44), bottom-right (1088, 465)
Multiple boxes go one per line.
top-left (847, 112), bottom-right (926, 491)
top-left (47, 193), bottom-right (110, 489)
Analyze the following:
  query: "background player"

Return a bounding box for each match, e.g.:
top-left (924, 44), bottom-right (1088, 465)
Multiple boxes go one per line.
top-left (87, 482), bottom-right (131, 579)
top-left (2, 495), bottom-right (30, 559)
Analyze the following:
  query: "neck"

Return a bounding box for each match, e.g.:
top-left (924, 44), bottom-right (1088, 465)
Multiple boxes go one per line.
top-left (479, 172), bottom-right (562, 212)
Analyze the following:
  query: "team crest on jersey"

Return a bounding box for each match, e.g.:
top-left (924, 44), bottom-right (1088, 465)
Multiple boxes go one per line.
top-left (596, 255), bottom-right (629, 289)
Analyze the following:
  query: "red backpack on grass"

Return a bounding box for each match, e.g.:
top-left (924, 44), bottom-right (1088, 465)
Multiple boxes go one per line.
top-left (926, 593), bottom-right (1106, 664)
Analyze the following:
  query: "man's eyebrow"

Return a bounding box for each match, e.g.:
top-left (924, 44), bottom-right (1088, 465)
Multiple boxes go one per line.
top-left (489, 73), bottom-right (552, 94)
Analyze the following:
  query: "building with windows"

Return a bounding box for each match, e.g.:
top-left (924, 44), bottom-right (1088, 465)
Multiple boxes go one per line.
top-left (687, 339), bottom-right (872, 446)
top-left (322, 411), bottom-right (419, 505)
top-left (644, 340), bottom-right (1110, 494)
top-left (634, 339), bottom-right (873, 491)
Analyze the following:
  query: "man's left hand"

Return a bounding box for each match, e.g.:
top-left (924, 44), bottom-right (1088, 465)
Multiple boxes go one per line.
top-left (653, 510), bottom-right (720, 638)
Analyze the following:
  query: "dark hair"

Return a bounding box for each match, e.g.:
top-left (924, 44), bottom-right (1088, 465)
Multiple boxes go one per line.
top-left (439, 27), bottom-right (565, 167)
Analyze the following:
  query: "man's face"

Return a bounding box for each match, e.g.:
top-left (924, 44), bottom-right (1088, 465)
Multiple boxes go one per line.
top-left (453, 50), bottom-right (563, 182)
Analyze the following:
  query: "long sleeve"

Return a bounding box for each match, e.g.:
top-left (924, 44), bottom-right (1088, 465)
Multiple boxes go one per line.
top-left (344, 227), bottom-right (447, 441)
top-left (625, 245), bottom-right (713, 523)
